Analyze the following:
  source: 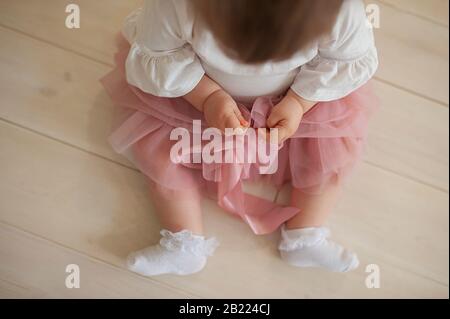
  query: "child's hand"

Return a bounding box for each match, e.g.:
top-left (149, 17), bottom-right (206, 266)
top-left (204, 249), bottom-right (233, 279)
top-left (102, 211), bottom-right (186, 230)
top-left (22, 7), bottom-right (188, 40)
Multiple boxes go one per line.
top-left (203, 89), bottom-right (249, 133)
top-left (266, 90), bottom-right (306, 144)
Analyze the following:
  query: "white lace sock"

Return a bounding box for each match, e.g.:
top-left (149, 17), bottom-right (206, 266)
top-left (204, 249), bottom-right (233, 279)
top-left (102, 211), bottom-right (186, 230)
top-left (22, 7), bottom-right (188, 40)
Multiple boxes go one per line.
top-left (278, 225), bottom-right (359, 272)
top-left (126, 229), bottom-right (219, 276)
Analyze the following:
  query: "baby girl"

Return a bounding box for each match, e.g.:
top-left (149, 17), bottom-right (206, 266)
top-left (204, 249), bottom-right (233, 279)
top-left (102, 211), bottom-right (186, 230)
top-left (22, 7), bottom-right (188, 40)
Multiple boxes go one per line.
top-left (101, 0), bottom-right (378, 275)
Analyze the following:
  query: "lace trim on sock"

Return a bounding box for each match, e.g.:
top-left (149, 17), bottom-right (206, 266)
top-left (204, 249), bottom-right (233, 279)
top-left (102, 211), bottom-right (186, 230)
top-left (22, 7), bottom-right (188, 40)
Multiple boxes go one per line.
top-left (278, 226), bottom-right (331, 251)
top-left (159, 229), bottom-right (219, 257)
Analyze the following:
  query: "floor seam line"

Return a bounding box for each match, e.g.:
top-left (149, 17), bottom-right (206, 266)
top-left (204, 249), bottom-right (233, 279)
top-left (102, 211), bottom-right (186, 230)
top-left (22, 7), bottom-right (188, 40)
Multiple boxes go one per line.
top-left (376, 0), bottom-right (450, 28)
top-left (0, 23), bottom-right (114, 68)
top-left (373, 76), bottom-right (449, 108)
top-left (1, 116), bottom-right (448, 194)
top-left (0, 220), bottom-right (202, 299)
top-left (0, 23), bottom-right (448, 108)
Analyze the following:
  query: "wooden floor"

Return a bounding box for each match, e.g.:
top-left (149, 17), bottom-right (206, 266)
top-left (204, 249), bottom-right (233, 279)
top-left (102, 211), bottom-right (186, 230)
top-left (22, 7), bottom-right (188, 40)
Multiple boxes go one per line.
top-left (0, 0), bottom-right (448, 298)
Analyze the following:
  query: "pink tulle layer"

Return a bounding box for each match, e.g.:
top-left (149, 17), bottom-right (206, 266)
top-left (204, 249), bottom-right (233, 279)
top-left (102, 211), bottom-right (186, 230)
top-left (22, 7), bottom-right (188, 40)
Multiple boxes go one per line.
top-left (100, 37), bottom-right (379, 235)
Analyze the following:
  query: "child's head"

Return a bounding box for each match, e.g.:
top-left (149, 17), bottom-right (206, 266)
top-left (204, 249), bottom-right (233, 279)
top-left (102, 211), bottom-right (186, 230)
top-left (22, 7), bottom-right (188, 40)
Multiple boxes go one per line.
top-left (193, 0), bottom-right (343, 64)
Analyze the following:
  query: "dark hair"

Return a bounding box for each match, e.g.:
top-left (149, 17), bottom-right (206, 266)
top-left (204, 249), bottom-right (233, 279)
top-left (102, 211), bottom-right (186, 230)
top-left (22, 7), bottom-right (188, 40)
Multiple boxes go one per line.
top-left (193, 0), bottom-right (343, 64)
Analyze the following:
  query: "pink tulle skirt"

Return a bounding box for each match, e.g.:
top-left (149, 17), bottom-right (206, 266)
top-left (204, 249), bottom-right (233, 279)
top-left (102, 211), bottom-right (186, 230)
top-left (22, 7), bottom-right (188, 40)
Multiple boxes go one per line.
top-left (100, 37), bottom-right (379, 235)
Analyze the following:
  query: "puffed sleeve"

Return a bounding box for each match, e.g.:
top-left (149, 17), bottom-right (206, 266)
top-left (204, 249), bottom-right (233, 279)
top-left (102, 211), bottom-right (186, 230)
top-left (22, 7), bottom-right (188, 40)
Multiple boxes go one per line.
top-left (291, 0), bottom-right (378, 102)
top-left (122, 0), bottom-right (205, 97)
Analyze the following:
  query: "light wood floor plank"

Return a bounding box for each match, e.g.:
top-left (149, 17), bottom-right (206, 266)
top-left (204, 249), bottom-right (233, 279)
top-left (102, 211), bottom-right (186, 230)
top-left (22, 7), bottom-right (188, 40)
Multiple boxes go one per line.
top-left (0, 0), bottom-right (141, 65)
top-left (369, 81), bottom-right (449, 191)
top-left (0, 0), bottom-right (448, 299)
top-left (378, 0), bottom-right (449, 26)
top-left (0, 223), bottom-right (195, 298)
top-left (0, 27), bottom-right (129, 168)
top-left (0, 26), bottom-right (447, 191)
top-left (372, 1), bottom-right (449, 105)
top-left (0, 0), bottom-right (448, 104)
top-left (0, 120), bottom-right (447, 298)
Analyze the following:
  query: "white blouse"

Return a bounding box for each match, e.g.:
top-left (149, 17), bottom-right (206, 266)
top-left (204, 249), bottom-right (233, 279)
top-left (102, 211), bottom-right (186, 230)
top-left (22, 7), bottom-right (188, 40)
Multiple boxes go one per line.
top-left (123, 0), bottom-right (378, 102)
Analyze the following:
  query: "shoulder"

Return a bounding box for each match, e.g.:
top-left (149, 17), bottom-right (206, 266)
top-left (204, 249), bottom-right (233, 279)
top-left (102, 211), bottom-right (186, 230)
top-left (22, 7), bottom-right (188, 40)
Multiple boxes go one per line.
top-left (140, 0), bottom-right (195, 41)
top-left (333, 0), bottom-right (369, 39)
top-left (318, 0), bottom-right (373, 59)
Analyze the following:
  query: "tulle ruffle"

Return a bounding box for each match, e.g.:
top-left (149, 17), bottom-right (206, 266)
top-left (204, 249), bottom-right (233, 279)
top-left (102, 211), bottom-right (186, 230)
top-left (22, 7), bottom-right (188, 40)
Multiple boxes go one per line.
top-left (159, 229), bottom-right (219, 257)
top-left (278, 225), bottom-right (330, 251)
top-left (100, 36), bottom-right (378, 235)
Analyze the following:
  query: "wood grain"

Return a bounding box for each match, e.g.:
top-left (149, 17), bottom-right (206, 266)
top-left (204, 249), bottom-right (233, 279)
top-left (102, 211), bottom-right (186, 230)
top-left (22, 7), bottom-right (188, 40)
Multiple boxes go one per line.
top-left (0, 0), bottom-right (448, 298)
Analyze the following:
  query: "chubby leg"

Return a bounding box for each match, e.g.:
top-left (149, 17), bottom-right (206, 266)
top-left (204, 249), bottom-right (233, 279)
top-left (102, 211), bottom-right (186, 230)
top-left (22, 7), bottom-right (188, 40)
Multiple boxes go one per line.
top-left (286, 178), bottom-right (342, 229)
top-left (149, 181), bottom-right (204, 235)
top-left (127, 181), bottom-right (218, 276)
top-left (279, 178), bottom-right (359, 272)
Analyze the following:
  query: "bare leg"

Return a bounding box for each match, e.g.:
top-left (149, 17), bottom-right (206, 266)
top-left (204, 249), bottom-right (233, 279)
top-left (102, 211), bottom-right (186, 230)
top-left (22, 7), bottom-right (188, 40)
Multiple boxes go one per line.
top-left (127, 181), bottom-right (217, 276)
top-left (286, 177), bottom-right (342, 229)
top-left (279, 178), bottom-right (359, 272)
top-left (148, 181), bottom-right (204, 235)
top-left (126, 135), bottom-right (216, 276)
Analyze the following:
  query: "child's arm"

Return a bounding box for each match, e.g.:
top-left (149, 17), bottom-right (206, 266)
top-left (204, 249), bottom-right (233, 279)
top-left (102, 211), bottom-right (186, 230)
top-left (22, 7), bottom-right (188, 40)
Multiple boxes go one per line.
top-left (183, 75), bottom-right (222, 112)
top-left (184, 75), bottom-right (248, 132)
top-left (268, 0), bottom-right (378, 144)
top-left (284, 89), bottom-right (317, 113)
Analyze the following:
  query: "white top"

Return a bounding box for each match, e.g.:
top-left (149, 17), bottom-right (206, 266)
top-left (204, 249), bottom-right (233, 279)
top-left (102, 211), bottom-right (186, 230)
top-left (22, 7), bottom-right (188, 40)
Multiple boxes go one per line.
top-left (123, 0), bottom-right (378, 102)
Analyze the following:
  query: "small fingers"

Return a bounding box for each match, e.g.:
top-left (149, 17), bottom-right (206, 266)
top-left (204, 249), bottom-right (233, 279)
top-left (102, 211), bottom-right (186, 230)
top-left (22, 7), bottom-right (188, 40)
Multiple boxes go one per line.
top-left (266, 126), bottom-right (290, 144)
top-left (266, 108), bottom-right (283, 128)
top-left (223, 112), bottom-right (242, 132)
top-left (266, 115), bottom-right (278, 129)
top-left (233, 106), bottom-right (249, 127)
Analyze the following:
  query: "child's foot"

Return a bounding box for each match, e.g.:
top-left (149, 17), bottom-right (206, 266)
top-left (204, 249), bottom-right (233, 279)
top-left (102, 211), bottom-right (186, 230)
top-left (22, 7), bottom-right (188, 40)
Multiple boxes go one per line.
top-left (278, 225), bottom-right (359, 272)
top-left (126, 229), bottom-right (219, 276)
